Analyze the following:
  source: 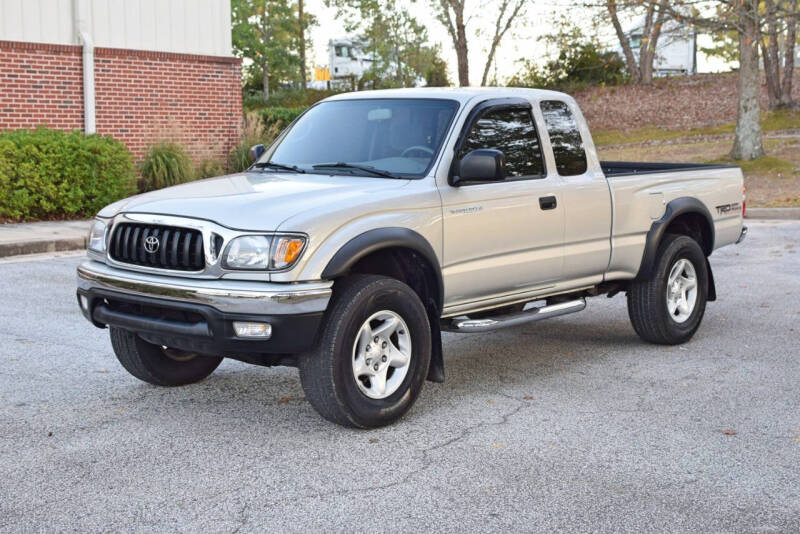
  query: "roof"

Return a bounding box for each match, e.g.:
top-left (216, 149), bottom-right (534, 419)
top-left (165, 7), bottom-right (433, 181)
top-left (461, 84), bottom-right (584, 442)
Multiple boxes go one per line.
top-left (324, 87), bottom-right (573, 105)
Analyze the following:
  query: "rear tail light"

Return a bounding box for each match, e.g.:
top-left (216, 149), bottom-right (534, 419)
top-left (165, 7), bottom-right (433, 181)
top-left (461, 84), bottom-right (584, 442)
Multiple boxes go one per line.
top-left (742, 185), bottom-right (747, 218)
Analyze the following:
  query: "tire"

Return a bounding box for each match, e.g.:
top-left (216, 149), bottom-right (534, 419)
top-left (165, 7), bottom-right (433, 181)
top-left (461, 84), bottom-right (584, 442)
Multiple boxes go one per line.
top-left (109, 327), bottom-right (223, 386)
top-left (298, 275), bottom-right (432, 428)
top-left (627, 234), bottom-right (708, 345)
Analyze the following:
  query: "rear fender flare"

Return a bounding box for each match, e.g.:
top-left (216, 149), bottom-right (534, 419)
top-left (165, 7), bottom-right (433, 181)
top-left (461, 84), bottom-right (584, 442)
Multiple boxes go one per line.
top-left (636, 197), bottom-right (715, 280)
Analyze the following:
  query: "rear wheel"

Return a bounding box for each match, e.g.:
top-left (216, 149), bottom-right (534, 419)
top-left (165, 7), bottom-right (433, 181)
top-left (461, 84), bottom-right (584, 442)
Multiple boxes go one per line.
top-left (109, 327), bottom-right (222, 386)
top-left (298, 275), bottom-right (431, 428)
top-left (627, 234), bottom-right (708, 345)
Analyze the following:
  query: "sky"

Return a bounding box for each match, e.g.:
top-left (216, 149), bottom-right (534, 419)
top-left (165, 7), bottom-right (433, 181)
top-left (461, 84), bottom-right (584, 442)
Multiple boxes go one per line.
top-left (304, 0), bottom-right (732, 86)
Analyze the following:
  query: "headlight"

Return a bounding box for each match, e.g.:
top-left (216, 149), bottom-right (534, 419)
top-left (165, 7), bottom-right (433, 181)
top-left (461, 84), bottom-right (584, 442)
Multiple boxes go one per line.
top-left (224, 235), bottom-right (272, 269)
top-left (87, 220), bottom-right (107, 253)
top-left (224, 235), bottom-right (306, 270)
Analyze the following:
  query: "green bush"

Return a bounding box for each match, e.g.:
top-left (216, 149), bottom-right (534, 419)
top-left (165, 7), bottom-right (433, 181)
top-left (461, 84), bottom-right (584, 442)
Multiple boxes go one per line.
top-left (195, 158), bottom-right (226, 179)
top-left (227, 114), bottom-right (282, 173)
top-left (138, 142), bottom-right (194, 192)
top-left (243, 88), bottom-right (335, 112)
top-left (0, 128), bottom-right (135, 221)
top-left (260, 107), bottom-right (306, 132)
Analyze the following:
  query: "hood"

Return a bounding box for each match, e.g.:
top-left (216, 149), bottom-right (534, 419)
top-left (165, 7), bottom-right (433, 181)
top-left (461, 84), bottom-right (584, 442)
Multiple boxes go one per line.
top-left (101, 172), bottom-right (410, 231)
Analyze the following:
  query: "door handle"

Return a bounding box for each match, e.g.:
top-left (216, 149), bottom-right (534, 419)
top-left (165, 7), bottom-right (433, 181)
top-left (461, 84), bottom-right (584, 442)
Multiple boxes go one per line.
top-left (539, 195), bottom-right (557, 210)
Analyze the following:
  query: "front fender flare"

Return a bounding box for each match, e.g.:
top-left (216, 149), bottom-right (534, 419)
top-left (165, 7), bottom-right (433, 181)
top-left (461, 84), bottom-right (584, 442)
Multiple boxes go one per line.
top-left (321, 227), bottom-right (444, 310)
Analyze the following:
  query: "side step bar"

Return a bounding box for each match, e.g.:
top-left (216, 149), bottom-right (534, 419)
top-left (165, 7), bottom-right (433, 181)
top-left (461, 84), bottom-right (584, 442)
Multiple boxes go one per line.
top-left (445, 298), bottom-right (586, 333)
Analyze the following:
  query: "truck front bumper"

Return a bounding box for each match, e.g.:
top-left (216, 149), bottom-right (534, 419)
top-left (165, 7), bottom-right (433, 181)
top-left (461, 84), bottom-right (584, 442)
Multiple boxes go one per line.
top-left (76, 260), bottom-right (332, 356)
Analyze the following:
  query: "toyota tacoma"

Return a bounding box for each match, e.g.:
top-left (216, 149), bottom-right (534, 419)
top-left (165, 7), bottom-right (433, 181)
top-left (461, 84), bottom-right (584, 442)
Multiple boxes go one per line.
top-left (77, 88), bottom-right (747, 427)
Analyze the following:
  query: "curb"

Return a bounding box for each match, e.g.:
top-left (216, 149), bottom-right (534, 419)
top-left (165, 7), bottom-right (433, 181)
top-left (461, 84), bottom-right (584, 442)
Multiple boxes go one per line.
top-left (746, 207), bottom-right (800, 220)
top-left (0, 237), bottom-right (87, 258)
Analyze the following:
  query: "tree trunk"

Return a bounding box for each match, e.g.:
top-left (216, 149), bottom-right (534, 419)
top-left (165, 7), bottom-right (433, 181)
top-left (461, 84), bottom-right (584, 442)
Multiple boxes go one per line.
top-left (607, 0), bottom-right (640, 82)
top-left (731, 6), bottom-right (765, 161)
top-left (455, 18), bottom-right (469, 86)
top-left (781, 0), bottom-right (798, 106)
top-left (298, 0), bottom-right (307, 90)
top-left (261, 64), bottom-right (270, 103)
top-left (761, 0), bottom-right (781, 108)
top-left (639, 0), bottom-right (667, 84)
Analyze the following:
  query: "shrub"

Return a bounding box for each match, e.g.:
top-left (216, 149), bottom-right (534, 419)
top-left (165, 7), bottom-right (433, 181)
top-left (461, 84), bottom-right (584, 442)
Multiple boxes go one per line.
top-left (227, 114), bottom-right (282, 173)
top-left (195, 158), bottom-right (226, 179)
top-left (138, 141), bottom-right (194, 192)
top-left (0, 128), bottom-right (135, 221)
top-left (260, 107), bottom-right (305, 132)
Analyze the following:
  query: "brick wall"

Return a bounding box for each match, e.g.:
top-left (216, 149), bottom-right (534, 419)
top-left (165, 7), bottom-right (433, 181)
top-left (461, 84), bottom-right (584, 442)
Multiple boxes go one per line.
top-left (0, 40), bottom-right (242, 163)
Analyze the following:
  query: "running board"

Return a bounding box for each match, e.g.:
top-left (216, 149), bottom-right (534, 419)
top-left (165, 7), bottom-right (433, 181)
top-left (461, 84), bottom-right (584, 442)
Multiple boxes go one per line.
top-left (444, 298), bottom-right (586, 333)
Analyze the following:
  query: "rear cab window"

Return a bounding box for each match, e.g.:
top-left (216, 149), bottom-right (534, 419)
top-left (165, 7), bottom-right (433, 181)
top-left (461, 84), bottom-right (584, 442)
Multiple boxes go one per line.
top-left (540, 100), bottom-right (587, 176)
top-left (459, 107), bottom-right (545, 179)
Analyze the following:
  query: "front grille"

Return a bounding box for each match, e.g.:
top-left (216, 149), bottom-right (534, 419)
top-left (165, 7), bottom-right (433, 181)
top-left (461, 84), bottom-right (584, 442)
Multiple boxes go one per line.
top-left (109, 223), bottom-right (205, 271)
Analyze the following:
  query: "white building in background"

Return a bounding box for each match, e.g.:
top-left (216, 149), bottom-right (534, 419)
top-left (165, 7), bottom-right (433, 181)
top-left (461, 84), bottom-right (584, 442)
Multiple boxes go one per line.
top-left (621, 20), bottom-right (697, 76)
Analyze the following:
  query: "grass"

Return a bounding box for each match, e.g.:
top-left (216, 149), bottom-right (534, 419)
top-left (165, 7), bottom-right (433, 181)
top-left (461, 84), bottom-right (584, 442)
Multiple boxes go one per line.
top-left (592, 109), bottom-right (800, 147)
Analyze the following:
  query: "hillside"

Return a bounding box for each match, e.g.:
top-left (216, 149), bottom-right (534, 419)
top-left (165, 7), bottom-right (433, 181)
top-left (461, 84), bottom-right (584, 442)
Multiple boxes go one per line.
top-left (574, 72), bottom-right (800, 132)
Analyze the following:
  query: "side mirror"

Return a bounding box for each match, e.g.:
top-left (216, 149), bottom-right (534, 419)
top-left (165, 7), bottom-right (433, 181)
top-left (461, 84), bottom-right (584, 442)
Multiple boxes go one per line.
top-left (453, 149), bottom-right (505, 186)
top-left (249, 144), bottom-right (265, 163)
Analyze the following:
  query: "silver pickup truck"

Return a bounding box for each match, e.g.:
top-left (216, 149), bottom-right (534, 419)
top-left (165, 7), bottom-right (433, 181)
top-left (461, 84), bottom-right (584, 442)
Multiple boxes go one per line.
top-left (77, 88), bottom-right (747, 427)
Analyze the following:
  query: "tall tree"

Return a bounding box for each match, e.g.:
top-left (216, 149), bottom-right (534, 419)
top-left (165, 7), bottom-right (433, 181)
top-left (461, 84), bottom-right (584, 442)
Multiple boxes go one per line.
top-left (781, 0), bottom-right (797, 106)
top-left (231, 0), bottom-right (301, 103)
top-left (761, 0), bottom-right (782, 108)
top-left (298, 0), bottom-right (307, 89)
top-left (480, 0), bottom-right (527, 86)
top-left (606, 0), bottom-right (669, 84)
top-left (667, 1), bottom-right (768, 160)
top-left (328, 0), bottom-right (446, 88)
top-left (434, 0), bottom-right (526, 86)
top-left (435, 0), bottom-right (470, 86)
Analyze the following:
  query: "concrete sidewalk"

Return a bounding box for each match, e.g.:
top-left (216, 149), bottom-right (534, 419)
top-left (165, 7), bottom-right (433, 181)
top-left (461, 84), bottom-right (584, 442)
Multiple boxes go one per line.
top-left (0, 219), bottom-right (92, 258)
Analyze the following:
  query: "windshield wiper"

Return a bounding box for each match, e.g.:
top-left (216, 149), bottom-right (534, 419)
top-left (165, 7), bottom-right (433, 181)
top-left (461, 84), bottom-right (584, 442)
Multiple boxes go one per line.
top-left (253, 161), bottom-right (306, 173)
top-left (312, 162), bottom-right (402, 179)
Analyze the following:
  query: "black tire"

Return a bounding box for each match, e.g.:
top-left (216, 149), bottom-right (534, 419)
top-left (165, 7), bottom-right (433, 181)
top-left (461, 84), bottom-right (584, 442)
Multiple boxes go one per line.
top-left (109, 327), bottom-right (223, 386)
top-left (627, 234), bottom-right (709, 345)
top-left (298, 275), bottom-right (432, 428)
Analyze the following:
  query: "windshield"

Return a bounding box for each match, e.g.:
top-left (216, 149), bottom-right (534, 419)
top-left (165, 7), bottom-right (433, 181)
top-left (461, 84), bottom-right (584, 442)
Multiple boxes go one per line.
top-left (261, 98), bottom-right (460, 178)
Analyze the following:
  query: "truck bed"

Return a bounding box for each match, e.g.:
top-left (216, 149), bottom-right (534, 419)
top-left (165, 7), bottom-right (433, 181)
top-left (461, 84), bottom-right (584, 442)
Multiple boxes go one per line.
top-left (601, 161), bottom-right (737, 177)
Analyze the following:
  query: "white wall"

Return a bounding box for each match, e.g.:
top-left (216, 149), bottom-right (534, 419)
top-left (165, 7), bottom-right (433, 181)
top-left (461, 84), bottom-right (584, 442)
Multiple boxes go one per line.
top-left (0, 0), bottom-right (232, 57)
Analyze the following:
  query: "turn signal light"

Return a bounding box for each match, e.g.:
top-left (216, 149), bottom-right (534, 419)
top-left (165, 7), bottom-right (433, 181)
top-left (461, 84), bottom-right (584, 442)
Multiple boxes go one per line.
top-left (271, 237), bottom-right (306, 269)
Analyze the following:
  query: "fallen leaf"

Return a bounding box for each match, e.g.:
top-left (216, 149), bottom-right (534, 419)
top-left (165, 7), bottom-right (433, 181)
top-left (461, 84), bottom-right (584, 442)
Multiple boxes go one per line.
top-left (523, 395), bottom-right (534, 400)
top-left (369, 438), bottom-right (379, 444)
top-left (723, 429), bottom-right (736, 436)
top-left (492, 443), bottom-right (504, 448)
top-left (792, 437), bottom-right (800, 443)
top-left (278, 396), bottom-right (291, 404)
top-left (487, 399), bottom-right (494, 405)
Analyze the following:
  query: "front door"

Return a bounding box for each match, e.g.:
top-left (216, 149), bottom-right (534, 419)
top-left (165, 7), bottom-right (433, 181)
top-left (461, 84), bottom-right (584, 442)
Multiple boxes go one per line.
top-left (439, 100), bottom-right (565, 308)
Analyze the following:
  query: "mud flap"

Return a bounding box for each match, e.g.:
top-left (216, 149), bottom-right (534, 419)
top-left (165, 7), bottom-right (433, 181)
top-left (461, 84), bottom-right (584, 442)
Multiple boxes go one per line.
top-left (706, 257), bottom-right (717, 302)
top-left (425, 299), bottom-right (444, 383)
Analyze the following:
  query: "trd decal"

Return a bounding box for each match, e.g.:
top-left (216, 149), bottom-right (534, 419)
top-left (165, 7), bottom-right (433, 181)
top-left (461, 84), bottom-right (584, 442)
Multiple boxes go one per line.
top-left (715, 202), bottom-right (741, 215)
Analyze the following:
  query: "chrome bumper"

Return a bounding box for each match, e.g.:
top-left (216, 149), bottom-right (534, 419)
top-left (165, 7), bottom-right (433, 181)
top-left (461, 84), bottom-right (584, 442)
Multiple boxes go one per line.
top-left (76, 260), bottom-right (332, 315)
top-left (736, 225), bottom-right (748, 244)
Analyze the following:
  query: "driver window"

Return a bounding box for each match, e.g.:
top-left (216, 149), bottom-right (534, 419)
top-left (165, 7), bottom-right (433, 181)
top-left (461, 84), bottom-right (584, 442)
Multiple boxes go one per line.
top-left (460, 107), bottom-right (545, 178)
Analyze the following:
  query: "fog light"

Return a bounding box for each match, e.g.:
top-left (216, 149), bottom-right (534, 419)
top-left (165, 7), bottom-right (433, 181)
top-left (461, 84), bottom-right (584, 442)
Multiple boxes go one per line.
top-left (233, 322), bottom-right (272, 338)
top-left (79, 295), bottom-right (90, 311)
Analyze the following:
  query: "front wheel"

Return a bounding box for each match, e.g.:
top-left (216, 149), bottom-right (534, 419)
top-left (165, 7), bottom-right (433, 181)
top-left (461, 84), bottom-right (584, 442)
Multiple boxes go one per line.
top-left (298, 275), bottom-right (432, 428)
top-left (109, 327), bottom-right (223, 386)
top-left (627, 234), bottom-right (709, 345)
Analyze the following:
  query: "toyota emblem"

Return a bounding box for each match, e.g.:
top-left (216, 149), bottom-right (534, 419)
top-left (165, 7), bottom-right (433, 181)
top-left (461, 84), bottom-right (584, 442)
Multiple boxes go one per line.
top-left (143, 235), bottom-right (160, 254)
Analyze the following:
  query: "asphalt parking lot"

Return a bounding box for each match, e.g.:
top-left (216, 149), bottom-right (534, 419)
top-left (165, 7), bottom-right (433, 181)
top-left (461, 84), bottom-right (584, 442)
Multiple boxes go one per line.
top-left (1, 220), bottom-right (798, 533)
